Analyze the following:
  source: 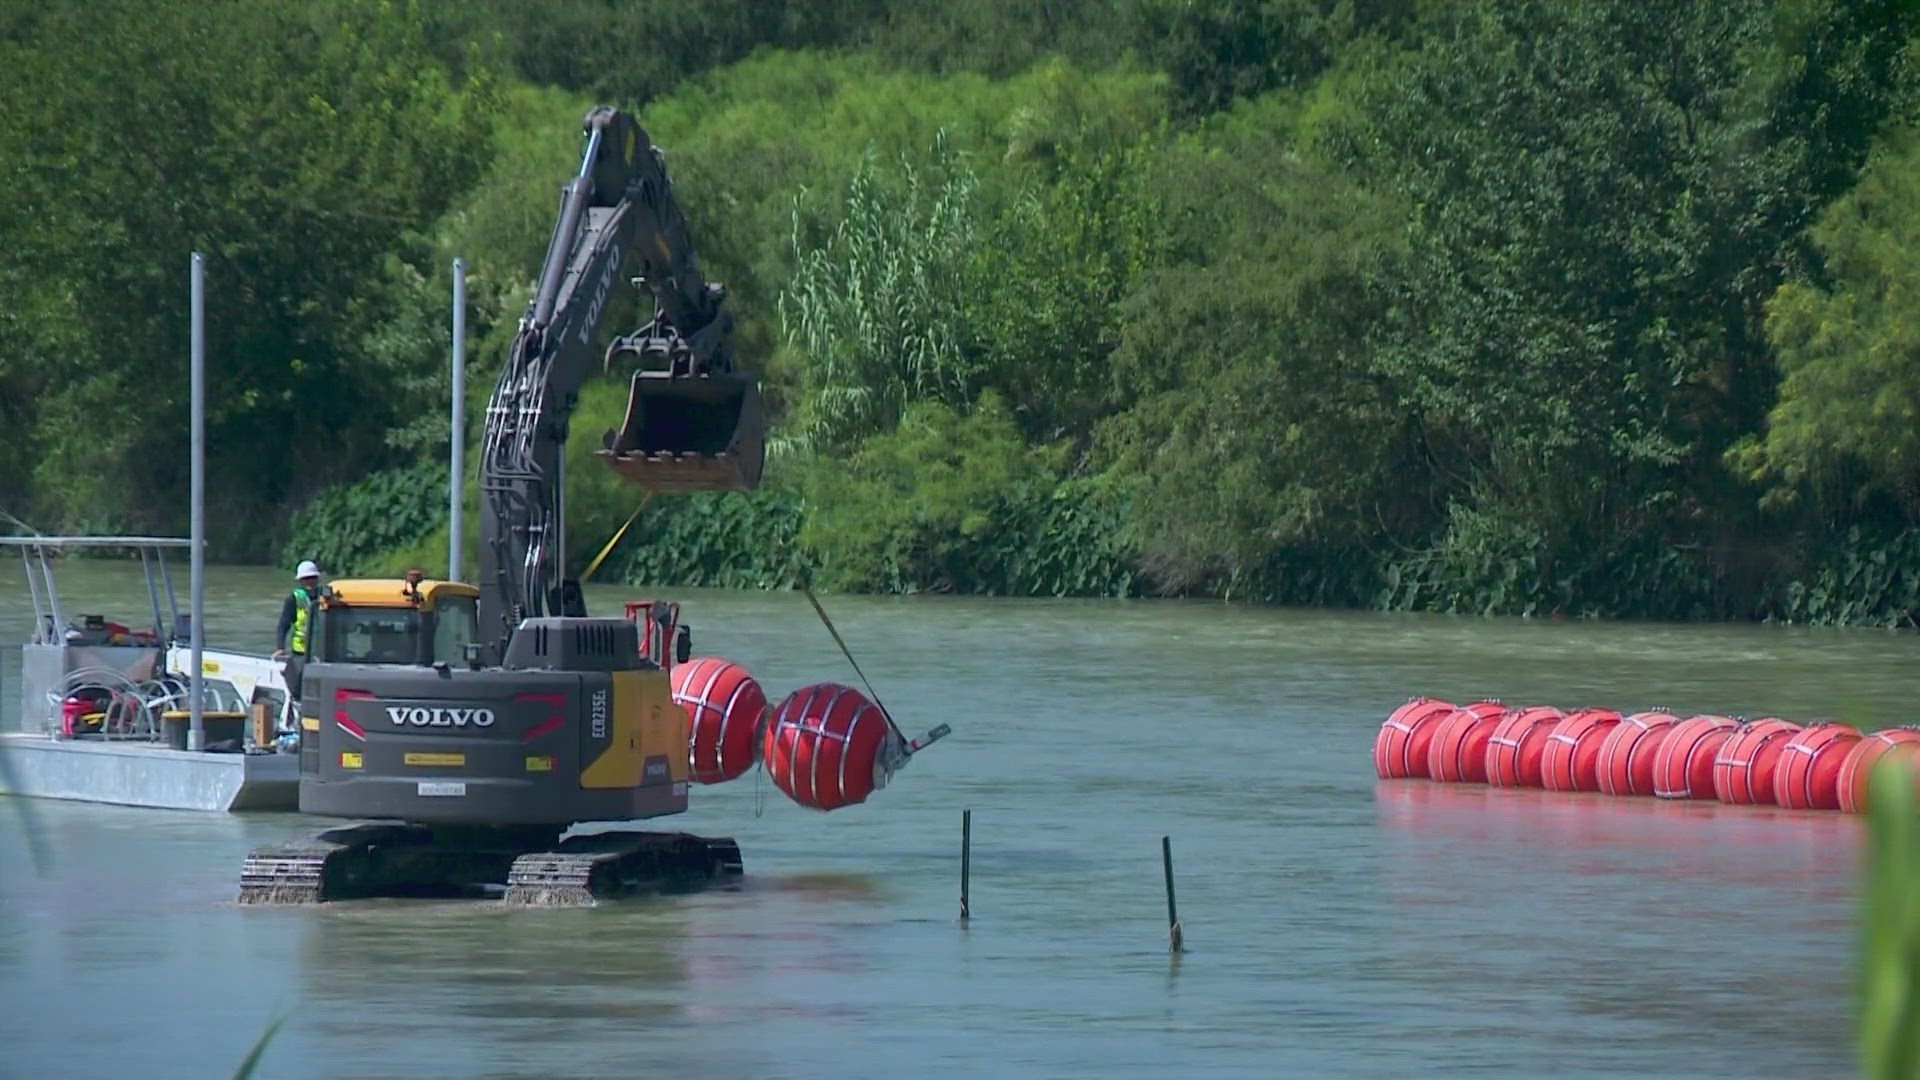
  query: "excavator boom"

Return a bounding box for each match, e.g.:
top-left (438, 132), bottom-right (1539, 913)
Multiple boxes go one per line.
top-left (479, 106), bottom-right (763, 652)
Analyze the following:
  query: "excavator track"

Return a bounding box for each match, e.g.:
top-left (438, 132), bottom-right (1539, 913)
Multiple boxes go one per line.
top-left (240, 823), bottom-right (415, 904)
top-left (238, 824), bottom-right (742, 905)
top-left (503, 831), bottom-right (745, 906)
top-left (238, 823), bottom-right (563, 904)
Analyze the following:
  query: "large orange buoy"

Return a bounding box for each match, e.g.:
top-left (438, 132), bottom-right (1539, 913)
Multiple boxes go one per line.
top-left (1485, 706), bottom-right (1564, 788)
top-left (1373, 698), bottom-right (1457, 779)
top-left (1541, 708), bottom-right (1624, 792)
top-left (1837, 728), bottom-right (1920, 814)
top-left (1711, 718), bottom-right (1804, 805)
top-left (1652, 715), bottom-right (1739, 799)
top-left (671, 657), bottom-right (769, 785)
top-left (1772, 722), bottom-right (1864, 811)
top-left (1427, 701), bottom-right (1508, 782)
top-left (1596, 711), bottom-right (1682, 797)
top-left (763, 682), bottom-right (905, 812)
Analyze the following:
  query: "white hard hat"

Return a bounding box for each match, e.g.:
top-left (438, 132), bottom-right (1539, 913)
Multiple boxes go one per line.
top-left (296, 560), bottom-right (322, 579)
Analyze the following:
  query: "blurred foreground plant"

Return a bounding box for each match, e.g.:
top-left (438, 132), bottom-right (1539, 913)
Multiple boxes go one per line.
top-left (0, 741), bottom-right (50, 872)
top-left (1863, 754), bottom-right (1920, 1079)
top-left (229, 1012), bottom-right (287, 1078)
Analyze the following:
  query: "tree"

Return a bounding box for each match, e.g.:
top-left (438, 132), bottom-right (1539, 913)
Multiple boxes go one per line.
top-left (1319, 0), bottom-right (1916, 554)
top-left (1731, 121), bottom-right (1920, 523)
top-left (1094, 90), bottom-right (1412, 595)
top-left (0, 0), bottom-right (497, 551)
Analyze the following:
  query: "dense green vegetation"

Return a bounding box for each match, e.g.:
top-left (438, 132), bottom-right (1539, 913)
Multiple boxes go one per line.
top-left (6, 0), bottom-right (1920, 623)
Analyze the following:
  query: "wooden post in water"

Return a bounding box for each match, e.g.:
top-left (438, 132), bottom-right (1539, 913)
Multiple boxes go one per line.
top-left (1163, 835), bottom-right (1183, 953)
top-left (959, 809), bottom-right (971, 922)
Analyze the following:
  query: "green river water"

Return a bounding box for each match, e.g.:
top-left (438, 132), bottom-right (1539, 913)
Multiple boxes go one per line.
top-left (0, 560), bottom-right (1911, 1078)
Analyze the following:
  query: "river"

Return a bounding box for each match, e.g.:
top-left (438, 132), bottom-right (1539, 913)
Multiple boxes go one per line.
top-left (0, 560), bottom-right (1909, 1078)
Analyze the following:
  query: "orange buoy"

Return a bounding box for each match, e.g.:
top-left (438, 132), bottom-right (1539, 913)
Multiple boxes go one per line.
top-left (1711, 718), bottom-right (1804, 805)
top-left (1373, 698), bottom-right (1457, 779)
top-left (1596, 711), bottom-right (1682, 797)
top-left (1485, 706), bottom-right (1564, 788)
top-left (671, 656), bottom-right (769, 785)
top-left (1772, 722), bottom-right (1863, 810)
top-left (1427, 701), bottom-right (1508, 782)
top-left (763, 682), bottom-right (904, 812)
top-left (1837, 728), bottom-right (1920, 814)
top-left (1541, 708), bottom-right (1624, 792)
top-left (1651, 715), bottom-right (1739, 799)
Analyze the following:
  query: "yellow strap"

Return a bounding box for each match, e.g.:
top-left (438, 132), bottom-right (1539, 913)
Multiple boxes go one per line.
top-left (580, 493), bottom-right (653, 584)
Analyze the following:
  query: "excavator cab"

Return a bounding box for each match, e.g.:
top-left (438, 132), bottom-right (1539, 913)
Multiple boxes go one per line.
top-left (311, 579), bottom-right (482, 667)
top-left (599, 364), bottom-right (765, 493)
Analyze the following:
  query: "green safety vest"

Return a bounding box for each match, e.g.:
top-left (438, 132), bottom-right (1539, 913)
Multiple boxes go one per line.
top-left (289, 586), bottom-right (316, 654)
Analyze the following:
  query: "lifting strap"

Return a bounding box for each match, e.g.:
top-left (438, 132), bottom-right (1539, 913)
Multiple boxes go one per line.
top-left (579, 492), bottom-right (653, 585)
top-left (579, 492), bottom-right (945, 758)
top-left (793, 564), bottom-right (950, 758)
top-left (783, 552), bottom-right (907, 744)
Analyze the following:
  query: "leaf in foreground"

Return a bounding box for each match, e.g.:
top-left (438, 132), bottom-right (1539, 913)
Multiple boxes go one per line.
top-left (230, 1012), bottom-right (288, 1080)
top-left (1860, 755), bottom-right (1920, 1080)
top-left (0, 741), bottom-right (52, 872)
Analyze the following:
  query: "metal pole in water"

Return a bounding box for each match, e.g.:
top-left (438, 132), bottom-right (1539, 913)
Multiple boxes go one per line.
top-left (188, 251), bottom-right (206, 753)
top-left (1162, 835), bottom-right (1183, 953)
top-left (449, 257), bottom-right (466, 581)
top-left (960, 809), bottom-right (971, 922)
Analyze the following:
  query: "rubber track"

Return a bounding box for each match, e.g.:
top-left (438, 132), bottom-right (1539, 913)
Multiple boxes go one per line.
top-left (237, 824), bottom-right (419, 904)
top-left (504, 832), bottom-right (744, 906)
top-left (237, 825), bottom-right (743, 905)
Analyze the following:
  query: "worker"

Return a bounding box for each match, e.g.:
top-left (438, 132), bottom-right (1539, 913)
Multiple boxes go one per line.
top-left (273, 560), bottom-right (330, 704)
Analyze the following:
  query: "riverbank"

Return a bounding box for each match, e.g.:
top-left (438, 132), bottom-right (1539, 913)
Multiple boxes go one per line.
top-left (272, 463), bottom-right (1920, 628)
top-left (40, 486), bottom-right (1919, 629)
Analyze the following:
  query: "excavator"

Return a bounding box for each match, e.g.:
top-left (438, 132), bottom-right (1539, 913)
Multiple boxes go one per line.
top-left (238, 106), bottom-right (844, 904)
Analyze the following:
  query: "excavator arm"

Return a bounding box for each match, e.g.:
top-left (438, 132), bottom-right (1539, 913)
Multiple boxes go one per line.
top-left (478, 106), bottom-right (764, 656)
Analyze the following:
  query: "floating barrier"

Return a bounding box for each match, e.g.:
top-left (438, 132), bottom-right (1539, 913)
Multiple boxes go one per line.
top-left (1837, 729), bottom-right (1920, 814)
top-left (1482, 703), bottom-right (1559, 787)
top-left (1376, 695), bottom-right (1919, 816)
top-left (1428, 701), bottom-right (1507, 782)
top-left (1712, 719), bottom-right (1803, 806)
top-left (1373, 698), bottom-right (1457, 780)
top-left (1773, 723), bottom-right (1863, 811)
top-left (1486, 706), bottom-right (1564, 788)
top-left (763, 682), bottom-right (899, 812)
top-left (1652, 715), bottom-right (1739, 800)
top-left (1596, 711), bottom-right (1681, 797)
top-left (671, 656), bottom-right (769, 785)
top-left (1542, 708), bottom-right (1623, 792)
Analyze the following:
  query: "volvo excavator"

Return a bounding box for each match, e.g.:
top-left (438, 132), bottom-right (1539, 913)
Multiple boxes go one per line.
top-left (237, 107), bottom-right (777, 905)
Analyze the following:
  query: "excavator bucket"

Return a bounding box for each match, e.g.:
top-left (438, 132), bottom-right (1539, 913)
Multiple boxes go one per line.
top-left (597, 370), bottom-right (765, 493)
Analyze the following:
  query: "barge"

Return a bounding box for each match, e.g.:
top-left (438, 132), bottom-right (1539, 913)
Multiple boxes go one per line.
top-left (0, 535), bottom-right (299, 813)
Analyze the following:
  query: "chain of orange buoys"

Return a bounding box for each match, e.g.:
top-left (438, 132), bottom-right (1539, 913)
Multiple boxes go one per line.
top-left (581, 495), bottom-right (951, 814)
top-left (656, 557), bottom-right (950, 815)
top-left (1374, 697), bottom-right (1919, 813)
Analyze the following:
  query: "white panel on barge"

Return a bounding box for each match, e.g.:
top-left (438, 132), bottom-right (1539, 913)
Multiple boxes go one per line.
top-left (0, 731), bottom-right (297, 812)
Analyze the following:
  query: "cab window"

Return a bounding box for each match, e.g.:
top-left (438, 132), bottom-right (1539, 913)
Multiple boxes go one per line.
top-left (431, 596), bottom-right (480, 664)
top-left (322, 608), bottom-right (422, 665)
